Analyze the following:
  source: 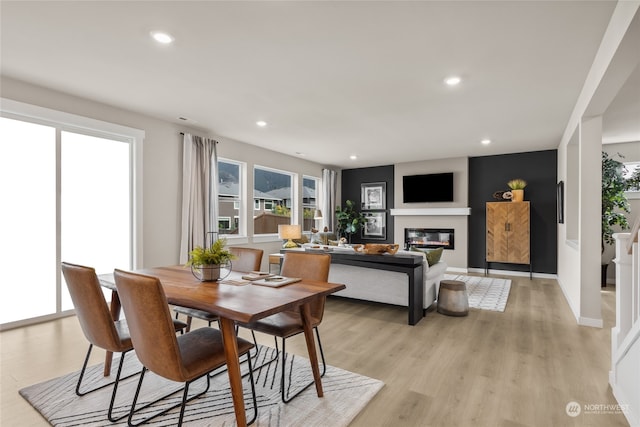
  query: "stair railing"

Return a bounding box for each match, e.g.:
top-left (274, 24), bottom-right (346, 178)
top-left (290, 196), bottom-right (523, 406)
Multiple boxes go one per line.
top-left (610, 216), bottom-right (640, 426)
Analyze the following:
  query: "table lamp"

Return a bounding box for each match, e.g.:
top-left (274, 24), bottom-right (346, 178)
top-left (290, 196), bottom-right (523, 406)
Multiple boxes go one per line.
top-left (279, 224), bottom-right (302, 248)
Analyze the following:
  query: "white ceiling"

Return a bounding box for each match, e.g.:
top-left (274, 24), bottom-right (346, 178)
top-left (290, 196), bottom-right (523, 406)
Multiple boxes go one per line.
top-left (1, 1), bottom-right (636, 168)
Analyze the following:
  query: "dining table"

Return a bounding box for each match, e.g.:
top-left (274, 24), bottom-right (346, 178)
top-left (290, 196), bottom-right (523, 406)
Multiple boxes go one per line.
top-left (98, 265), bottom-right (346, 427)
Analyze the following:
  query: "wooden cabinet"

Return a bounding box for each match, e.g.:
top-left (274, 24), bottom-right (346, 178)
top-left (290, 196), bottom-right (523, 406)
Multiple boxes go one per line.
top-left (486, 202), bottom-right (530, 273)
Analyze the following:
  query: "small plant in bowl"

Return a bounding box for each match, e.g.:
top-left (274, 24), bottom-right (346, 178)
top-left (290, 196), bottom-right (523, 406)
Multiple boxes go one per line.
top-left (186, 238), bottom-right (236, 281)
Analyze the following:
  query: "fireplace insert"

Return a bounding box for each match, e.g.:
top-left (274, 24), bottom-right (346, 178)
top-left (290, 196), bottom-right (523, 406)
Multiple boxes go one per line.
top-left (404, 228), bottom-right (454, 250)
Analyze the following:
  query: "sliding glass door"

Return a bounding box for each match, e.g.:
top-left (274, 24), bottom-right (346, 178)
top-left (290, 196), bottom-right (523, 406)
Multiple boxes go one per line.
top-left (0, 114), bottom-right (135, 327)
top-left (0, 118), bottom-right (57, 322)
top-left (60, 131), bottom-right (131, 311)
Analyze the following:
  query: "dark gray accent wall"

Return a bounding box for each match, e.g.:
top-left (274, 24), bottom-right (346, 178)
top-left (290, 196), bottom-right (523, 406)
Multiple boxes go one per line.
top-left (341, 165), bottom-right (395, 244)
top-left (468, 150), bottom-right (558, 274)
top-left (340, 150), bottom-right (557, 274)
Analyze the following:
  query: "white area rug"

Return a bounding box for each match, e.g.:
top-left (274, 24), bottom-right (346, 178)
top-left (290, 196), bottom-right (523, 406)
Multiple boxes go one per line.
top-left (443, 274), bottom-right (512, 312)
top-left (19, 345), bottom-right (383, 427)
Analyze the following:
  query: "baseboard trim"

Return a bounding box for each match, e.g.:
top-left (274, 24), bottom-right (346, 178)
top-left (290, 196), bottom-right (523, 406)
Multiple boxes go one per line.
top-left (446, 266), bottom-right (468, 274)
top-left (466, 267), bottom-right (557, 280)
top-left (578, 316), bottom-right (603, 328)
top-left (609, 371), bottom-right (640, 427)
top-left (556, 275), bottom-right (581, 324)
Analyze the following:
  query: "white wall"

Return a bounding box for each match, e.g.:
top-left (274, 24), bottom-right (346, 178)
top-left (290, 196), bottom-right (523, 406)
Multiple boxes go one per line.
top-left (393, 157), bottom-right (469, 271)
top-left (0, 76), bottom-right (331, 271)
top-left (556, 3), bottom-right (640, 327)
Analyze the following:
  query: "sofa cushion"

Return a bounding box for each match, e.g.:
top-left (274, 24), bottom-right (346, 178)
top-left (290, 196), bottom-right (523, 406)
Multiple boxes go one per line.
top-left (411, 246), bottom-right (444, 266)
top-left (395, 249), bottom-right (429, 272)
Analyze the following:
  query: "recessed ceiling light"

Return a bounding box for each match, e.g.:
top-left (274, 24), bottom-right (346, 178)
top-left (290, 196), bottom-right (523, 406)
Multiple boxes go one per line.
top-left (256, 120), bottom-right (267, 127)
top-left (151, 31), bottom-right (174, 44)
top-left (481, 139), bottom-right (491, 145)
top-left (445, 76), bottom-right (461, 86)
top-left (350, 155), bottom-right (357, 160)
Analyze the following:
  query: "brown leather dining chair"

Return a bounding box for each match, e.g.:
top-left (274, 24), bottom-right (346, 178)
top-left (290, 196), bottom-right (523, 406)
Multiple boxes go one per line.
top-left (173, 246), bottom-right (264, 332)
top-left (240, 251), bottom-right (331, 403)
top-left (113, 269), bottom-right (258, 426)
top-left (60, 262), bottom-right (186, 422)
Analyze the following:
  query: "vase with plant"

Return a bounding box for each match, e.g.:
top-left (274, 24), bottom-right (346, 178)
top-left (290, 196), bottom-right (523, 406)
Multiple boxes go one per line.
top-left (507, 178), bottom-right (527, 202)
top-left (186, 238), bottom-right (236, 281)
top-left (335, 199), bottom-right (367, 244)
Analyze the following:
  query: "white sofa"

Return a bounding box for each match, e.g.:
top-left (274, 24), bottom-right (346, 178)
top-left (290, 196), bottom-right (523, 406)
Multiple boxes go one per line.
top-left (328, 249), bottom-right (447, 309)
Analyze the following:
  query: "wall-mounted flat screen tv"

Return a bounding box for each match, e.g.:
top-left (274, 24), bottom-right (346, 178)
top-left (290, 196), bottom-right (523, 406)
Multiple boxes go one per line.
top-left (402, 172), bottom-right (454, 203)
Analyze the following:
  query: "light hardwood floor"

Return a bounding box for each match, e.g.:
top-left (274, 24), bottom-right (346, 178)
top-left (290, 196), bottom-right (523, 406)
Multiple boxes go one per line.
top-left (0, 275), bottom-right (629, 427)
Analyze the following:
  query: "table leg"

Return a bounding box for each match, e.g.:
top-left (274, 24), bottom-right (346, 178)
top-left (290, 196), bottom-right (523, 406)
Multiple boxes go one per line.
top-left (105, 290), bottom-right (122, 376)
top-left (219, 317), bottom-right (247, 427)
top-left (300, 303), bottom-right (324, 397)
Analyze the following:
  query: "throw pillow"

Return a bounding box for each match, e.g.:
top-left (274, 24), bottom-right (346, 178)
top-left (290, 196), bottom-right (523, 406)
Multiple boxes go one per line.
top-left (410, 246), bottom-right (444, 266)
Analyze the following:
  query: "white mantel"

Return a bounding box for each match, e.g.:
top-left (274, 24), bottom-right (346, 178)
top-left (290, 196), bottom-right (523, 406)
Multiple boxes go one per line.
top-left (390, 208), bottom-right (471, 216)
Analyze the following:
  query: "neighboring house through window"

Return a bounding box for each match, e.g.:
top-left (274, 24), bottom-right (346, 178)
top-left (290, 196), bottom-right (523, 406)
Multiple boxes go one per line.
top-left (303, 176), bottom-right (320, 232)
top-left (218, 158), bottom-right (245, 236)
top-left (254, 166), bottom-right (295, 234)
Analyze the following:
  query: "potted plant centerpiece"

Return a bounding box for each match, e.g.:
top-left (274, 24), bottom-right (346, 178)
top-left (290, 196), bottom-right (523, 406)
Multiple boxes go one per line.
top-left (335, 199), bottom-right (367, 244)
top-left (186, 238), bottom-right (235, 281)
top-left (507, 178), bottom-right (527, 202)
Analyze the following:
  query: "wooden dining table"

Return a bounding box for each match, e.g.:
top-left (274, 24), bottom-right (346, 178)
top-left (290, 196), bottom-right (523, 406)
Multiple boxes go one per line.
top-left (99, 265), bottom-right (345, 427)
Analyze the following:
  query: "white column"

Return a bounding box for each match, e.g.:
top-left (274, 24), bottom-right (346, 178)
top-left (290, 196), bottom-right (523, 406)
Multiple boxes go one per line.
top-left (578, 116), bottom-right (603, 326)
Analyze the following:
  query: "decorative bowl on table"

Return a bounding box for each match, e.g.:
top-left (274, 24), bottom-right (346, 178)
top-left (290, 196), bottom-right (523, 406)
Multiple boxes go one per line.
top-left (190, 261), bottom-right (232, 282)
top-left (354, 243), bottom-right (399, 255)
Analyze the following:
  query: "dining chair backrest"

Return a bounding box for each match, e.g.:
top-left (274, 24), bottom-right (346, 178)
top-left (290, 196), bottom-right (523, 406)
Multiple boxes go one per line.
top-left (280, 252), bottom-right (331, 322)
top-left (113, 269), bottom-right (186, 382)
top-left (61, 262), bottom-right (129, 353)
top-left (229, 247), bottom-right (264, 273)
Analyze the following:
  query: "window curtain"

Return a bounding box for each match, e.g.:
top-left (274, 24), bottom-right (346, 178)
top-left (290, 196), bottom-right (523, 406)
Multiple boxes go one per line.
top-left (321, 168), bottom-right (337, 232)
top-left (179, 133), bottom-right (219, 264)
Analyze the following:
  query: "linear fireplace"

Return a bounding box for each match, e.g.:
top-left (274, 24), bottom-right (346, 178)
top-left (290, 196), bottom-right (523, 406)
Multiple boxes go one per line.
top-left (405, 228), bottom-right (455, 250)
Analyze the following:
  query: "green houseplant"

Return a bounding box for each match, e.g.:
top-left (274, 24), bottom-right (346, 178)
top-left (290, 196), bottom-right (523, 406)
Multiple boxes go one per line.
top-left (186, 238), bottom-right (235, 281)
top-left (602, 152), bottom-right (632, 251)
top-left (335, 199), bottom-right (367, 243)
top-left (601, 151), bottom-right (634, 285)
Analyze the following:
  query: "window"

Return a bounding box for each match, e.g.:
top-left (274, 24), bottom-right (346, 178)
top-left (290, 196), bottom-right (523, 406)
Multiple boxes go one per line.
top-left (624, 162), bottom-right (640, 194)
top-left (1, 118), bottom-right (56, 323)
top-left (218, 217), bottom-right (231, 231)
top-left (254, 199), bottom-right (261, 210)
top-left (303, 176), bottom-right (320, 232)
top-left (60, 131), bottom-right (131, 312)
top-left (218, 159), bottom-right (244, 236)
top-left (0, 101), bottom-right (141, 328)
top-left (264, 200), bottom-right (274, 210)
top-left (254, 166), bottom-right (295, 234)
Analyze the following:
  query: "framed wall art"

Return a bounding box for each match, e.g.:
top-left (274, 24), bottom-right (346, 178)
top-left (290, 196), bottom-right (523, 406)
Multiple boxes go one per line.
top-left (557, 181), bottom-right (564, 224)
top-left (361, 182), bottom-right (386, 210)
top-left (362, 211), bottom-right (386, 239)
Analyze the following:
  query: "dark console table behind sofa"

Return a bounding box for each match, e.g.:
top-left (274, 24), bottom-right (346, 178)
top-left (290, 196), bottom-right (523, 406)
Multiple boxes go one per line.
top-left (282, 249), bottom-right (425, 325)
